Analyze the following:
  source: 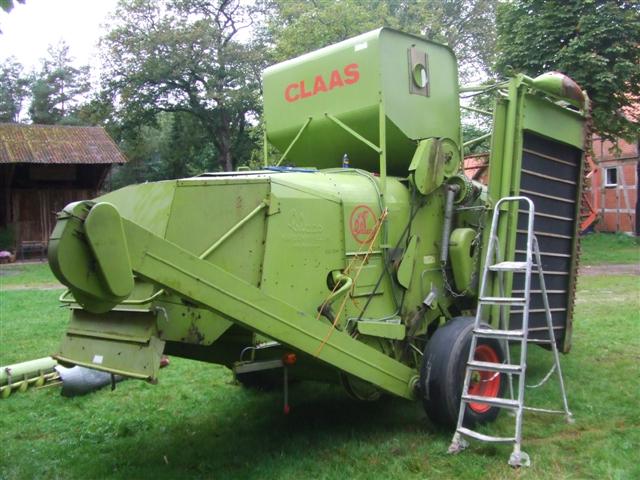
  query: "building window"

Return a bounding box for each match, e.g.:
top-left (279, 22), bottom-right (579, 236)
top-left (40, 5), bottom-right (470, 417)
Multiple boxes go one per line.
top-left (604, 167), bottom-right (618, 187)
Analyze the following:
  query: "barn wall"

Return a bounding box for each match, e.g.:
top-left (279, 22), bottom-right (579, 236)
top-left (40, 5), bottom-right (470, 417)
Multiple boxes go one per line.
top-left (10, 188), bottom-right (96, 244)
top-left (3, 164), bottom-right (111, 252)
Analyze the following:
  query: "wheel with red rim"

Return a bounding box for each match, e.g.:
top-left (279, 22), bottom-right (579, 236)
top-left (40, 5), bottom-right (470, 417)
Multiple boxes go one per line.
top-left (420, 317), bottom-right (505, 428)
top-left (467, 344), bottom-right (502, 413)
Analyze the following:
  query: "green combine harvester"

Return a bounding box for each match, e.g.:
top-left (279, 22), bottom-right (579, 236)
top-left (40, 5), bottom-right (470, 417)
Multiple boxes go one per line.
top-left (48, 28), bottom-right (587, 431)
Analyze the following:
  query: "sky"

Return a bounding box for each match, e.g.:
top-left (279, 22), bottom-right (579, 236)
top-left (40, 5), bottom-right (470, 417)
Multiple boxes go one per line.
top-left (0, 0), bottom-right (119, 71)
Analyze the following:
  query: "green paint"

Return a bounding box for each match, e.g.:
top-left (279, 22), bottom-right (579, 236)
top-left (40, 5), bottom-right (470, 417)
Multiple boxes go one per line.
top-left (84, 202), bottom-right (134, 299)
top-left (449, 228), bottom-right (476, 294)
top-left (397, 235), bottom-right (418, 289)
top-left (46, 28), bottom-right (589, 406)
top-left (263, 28), bottom-right (460, 176)
top-left (409, 138), bottom-right (445, 195)
top-left (357, 320), bottom-right (406, 340)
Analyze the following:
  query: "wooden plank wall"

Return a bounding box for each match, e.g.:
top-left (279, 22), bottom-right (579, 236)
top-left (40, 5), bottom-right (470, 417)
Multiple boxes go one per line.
top-left (11, 189), bottom-right (95, 244)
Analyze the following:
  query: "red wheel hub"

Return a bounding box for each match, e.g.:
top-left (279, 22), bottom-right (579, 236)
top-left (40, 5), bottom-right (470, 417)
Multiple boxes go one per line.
top-left (467, 344), bottom-right (501, 413)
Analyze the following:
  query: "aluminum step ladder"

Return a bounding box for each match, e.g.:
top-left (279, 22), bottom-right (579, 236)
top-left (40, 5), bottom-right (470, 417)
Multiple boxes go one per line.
top-left (448, 196), bottom-right (573, 467)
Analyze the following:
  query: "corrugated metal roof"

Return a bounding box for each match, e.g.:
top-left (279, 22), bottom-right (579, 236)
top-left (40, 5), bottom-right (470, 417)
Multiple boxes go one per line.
top-left (0, 123), bottom-right (127, 165)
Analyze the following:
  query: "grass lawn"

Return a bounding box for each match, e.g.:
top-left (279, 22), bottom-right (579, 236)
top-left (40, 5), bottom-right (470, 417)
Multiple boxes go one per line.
top-left (580, 232), bottom-right (639, 265)
top-left (0, 239), bottom-right (638, 479)
top-left (0, 261), bottom-right (61, 289)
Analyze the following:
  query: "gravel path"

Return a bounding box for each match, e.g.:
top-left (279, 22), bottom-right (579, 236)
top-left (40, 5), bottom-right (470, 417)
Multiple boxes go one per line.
top-left (578, 263), bottom-right (640, 276)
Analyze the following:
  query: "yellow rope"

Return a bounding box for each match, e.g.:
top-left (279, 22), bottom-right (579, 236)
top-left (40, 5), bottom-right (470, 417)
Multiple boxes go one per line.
top-left (314, 208), bottom-right (388, 357)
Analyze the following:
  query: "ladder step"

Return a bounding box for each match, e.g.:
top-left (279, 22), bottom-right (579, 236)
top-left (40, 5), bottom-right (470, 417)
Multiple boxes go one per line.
top-left (462, 394), bottom-right (520, 409)
top-left (479, 296), bottom-right (526, 306)
top-left (468, 360), bottom-right (523, 374)
top-left (457, 426), bottom-right (516, 444)
top-left (523, 406), bottom-right (567, 415)
top-left (474, 328), bottom-right (525, 340)
top-left (474, 329), bottom-right (553, 344)
top-left (489, 261), bottom-right (536, 272)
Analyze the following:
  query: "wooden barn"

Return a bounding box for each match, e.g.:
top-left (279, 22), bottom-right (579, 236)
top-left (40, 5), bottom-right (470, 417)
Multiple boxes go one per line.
top-left (0, 124), bottom-right (127, 258)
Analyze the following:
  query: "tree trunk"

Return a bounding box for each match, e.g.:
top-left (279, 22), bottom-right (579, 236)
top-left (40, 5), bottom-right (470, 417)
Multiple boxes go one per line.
top-left (215, 111), bottom-right (234, 172)
top-left (221, 145), bottom-right (233, 172)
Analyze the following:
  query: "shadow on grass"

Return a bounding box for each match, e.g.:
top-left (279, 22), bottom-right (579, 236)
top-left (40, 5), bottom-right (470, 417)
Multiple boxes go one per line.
top-left (110, 383), bottom-right (441, 479)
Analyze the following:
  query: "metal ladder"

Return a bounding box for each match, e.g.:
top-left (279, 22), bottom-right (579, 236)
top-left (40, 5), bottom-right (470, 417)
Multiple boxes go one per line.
top-left (448, 196), bottom-right (573, 467)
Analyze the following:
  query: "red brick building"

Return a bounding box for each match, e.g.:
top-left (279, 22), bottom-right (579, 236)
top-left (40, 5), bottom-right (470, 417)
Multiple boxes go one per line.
top-left (587, 137), bottom-right (638, 235)
top-left (462, 152), bottom-right (489, 183)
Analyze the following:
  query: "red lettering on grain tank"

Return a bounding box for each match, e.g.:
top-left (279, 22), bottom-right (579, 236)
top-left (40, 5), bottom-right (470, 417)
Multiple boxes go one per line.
top-left (283, 64), bottom-right (360, 103)
top-left (343, 63), bottom-right (359, 85)
top-left (328, 69), bottom-right (344, 90)
top-left (300, 80), bottom-right (313, 98)
top-left (313, 74), bottom-right (328, 95)
top-left (285, 83), bottom-right (299, 102)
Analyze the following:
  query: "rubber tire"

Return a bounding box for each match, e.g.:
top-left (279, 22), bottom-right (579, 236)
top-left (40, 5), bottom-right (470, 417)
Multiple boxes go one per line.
top-left (420, 316), bottom-right (505, 429)
top-left (339, 373), bottom-right (382, 401)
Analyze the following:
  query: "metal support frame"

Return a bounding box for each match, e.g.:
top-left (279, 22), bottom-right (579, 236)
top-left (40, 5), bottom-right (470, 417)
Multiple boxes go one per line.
top-left (200, 201), bottom-right (268, 259)
top-left (460, 105), bottom-right (493, 117)
top-left (275, 117), bottom-right (312, 167)
top-left (267, 102), bottom-right (389, 203)
top-left (463, 132), bottom-right (492, 149)
top-left (325, 113), bottom-right (382, 154)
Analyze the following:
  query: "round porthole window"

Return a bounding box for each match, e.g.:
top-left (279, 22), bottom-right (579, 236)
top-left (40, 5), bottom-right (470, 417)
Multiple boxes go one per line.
top-left (412, 63), bottom-right (428, 88)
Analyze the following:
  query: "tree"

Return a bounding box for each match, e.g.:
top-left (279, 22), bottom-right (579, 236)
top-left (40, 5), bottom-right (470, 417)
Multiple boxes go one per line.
top-left (29, 78), bottom-right (57, 124)
top-left (0, 0), bottom-right (25, 31)
top-left (101, 0), bottom-right (266, 172)
top-left (388, 0), bottom-right (498, 81)
top-left (262, 0), bottom-right (498, 81)
top-left (28, 41), bottom-right (91, 124)
top-left (106, 111), bottom-right (221, 189)
top-left (0, 0), bottom-right (25, 13)
top-left (495, 0), bottom-right (640, 141)
top-left (259, 0), bottom-right (388, 61)
top-left (0, 57), bottom-right (29, 122)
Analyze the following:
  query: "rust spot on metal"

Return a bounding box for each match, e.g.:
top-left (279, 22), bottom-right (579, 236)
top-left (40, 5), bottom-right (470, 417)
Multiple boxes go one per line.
top-left (561, 74), bottom-right (585, 107)
top-left (186, 322), bottom-right (206, 344)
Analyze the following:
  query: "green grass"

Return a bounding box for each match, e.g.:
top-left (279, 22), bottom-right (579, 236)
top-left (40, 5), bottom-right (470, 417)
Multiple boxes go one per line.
top-left (0, 261), bottom-right (60, 288)
top-left (0, 289), bottom-right (67, 365)
top-left (1, 271), bottom-right (639, 479)
top-left (580, 233), bottom-right (640, 265)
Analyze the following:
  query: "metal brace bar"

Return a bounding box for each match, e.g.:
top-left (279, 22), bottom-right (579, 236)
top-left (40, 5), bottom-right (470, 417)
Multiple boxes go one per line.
top-left (325, 113), bottom-right (382, 154)
top-left (275, 117), bottom-right (312, 167)
top-left (200, 201), bottom-right (268, 259)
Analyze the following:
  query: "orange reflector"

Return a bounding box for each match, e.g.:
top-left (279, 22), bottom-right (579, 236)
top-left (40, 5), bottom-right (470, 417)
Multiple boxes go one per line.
top-left (283, 353), bottom-right (297, 365)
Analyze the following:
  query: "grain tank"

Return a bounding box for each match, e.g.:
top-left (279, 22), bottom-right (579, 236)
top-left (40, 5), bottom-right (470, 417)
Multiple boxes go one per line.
top-left (48, 28), bottom-right (588, 428)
